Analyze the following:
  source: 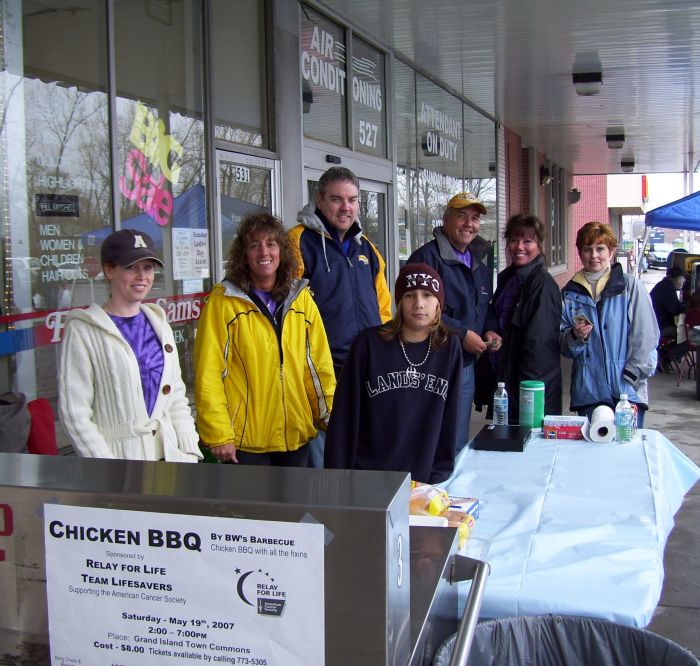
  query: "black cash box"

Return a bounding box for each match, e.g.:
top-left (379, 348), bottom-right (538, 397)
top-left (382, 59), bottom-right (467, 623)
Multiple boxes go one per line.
top-left (471, 424), bottom-right (533, 452)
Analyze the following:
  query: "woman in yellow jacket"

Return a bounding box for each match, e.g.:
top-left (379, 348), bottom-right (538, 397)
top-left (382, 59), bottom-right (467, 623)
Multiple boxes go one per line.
top-left (194, 213), bottom-right (335, 466)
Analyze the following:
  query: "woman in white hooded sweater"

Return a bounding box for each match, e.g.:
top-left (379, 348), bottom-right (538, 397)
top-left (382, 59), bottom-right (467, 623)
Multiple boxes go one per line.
top-left (58, 229), bottom-right (201, 462)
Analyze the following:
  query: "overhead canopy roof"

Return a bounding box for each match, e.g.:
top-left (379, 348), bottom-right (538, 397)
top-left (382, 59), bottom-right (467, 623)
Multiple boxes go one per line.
top-left (645, 191), bottom-right (700, 232)
top-left (320, 0), bottom-right (700, 175)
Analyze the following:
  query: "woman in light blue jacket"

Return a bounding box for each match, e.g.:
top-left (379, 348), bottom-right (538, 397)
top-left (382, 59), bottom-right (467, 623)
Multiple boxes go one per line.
top-left (560, 222), bottom-right (658, 426)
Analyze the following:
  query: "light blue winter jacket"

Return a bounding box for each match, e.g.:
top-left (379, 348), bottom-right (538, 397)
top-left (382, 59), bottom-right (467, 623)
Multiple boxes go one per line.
top-left (560, 263), bottom-right (658, 409)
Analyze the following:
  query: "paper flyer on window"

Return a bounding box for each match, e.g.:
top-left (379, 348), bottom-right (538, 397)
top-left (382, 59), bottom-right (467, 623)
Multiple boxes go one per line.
top-left (44, 504), bottom-right (324, 665)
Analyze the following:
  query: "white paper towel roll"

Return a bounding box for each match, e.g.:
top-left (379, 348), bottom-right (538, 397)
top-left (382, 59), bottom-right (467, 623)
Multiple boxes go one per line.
top-left (582, 405), bottom-right (616, 443)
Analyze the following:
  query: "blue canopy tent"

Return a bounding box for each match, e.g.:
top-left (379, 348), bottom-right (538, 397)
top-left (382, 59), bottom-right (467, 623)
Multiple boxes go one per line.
top-left (639, 190), bottom-right (700, 275)
top-left (645, 189), bottom-right (700, 232)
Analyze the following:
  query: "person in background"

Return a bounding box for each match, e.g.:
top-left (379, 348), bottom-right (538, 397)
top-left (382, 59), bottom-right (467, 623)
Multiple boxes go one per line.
top-left (561, 221), bottom-right (658, 427)
top-left (650, 266), bottom-right (685, 339)
top-left (324, 263), bottom-right (463, 484)
top-left (289, 166), bottom-right (391, 466)
top-left (195, 213), bottom-right (335, 467)
top-left (408, 192), bottom-right (500, 451)
top-left (480, 214), bottom-right (562, 422)
top-left (59, 230), bottom-right (201, 461)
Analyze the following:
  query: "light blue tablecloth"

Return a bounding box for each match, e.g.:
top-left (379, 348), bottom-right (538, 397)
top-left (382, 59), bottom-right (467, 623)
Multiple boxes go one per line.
top-left (442, 430), bottom-right (700, 627)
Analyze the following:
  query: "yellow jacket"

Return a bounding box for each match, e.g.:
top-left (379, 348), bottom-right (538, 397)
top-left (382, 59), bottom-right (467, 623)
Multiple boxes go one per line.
top-left (194, 279), bottom-right (335, 453)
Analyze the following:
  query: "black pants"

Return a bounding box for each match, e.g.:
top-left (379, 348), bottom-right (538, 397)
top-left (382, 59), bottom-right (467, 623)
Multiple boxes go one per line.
top-left (235, 445), bottom-right (309, 467)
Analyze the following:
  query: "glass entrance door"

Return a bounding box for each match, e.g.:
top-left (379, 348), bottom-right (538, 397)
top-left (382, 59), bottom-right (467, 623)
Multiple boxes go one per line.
top-left (215, 151), bottom-right (280, 280)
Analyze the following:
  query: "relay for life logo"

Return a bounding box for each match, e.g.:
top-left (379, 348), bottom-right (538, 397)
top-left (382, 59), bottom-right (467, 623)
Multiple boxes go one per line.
top-left (234, 567), bottom-right (287, 616)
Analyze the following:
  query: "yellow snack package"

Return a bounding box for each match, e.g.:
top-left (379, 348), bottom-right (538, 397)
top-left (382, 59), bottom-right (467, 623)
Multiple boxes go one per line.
top-left (409, 481), bottom-right (451, 516)
top-left (445, 509), bottom-right (476, 549)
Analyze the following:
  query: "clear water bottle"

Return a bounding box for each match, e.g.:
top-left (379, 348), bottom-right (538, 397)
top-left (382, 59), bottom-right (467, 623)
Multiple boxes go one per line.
top-left (493, 382), bottom-right (508, 425)
top-left (615, 393), bottom-right (634, 443)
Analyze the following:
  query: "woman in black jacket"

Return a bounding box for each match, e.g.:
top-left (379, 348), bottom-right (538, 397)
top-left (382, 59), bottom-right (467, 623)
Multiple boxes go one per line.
top-left (484, 214), bottom-right (563, 423)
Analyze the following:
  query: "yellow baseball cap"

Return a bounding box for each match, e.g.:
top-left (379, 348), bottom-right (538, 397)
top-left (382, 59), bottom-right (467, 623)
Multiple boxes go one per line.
top-left (446, 192), bottom-right (487, 215)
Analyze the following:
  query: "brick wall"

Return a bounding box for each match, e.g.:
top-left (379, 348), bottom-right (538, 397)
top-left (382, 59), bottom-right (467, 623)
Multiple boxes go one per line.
top-left (552, 174), bottom-right (608, 287)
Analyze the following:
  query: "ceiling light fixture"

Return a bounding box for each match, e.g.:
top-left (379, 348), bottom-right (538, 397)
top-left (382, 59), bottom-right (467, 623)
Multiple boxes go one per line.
top-left (572, 71), bottom-right (603, 96)
top-left (621, 159), bottom-right (635, 173)
top-left (606, 131), bottom-right (625, 149)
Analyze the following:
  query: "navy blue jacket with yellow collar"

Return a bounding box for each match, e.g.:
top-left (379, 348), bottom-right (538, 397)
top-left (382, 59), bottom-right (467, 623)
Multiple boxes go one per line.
top-left (289, 205), bottom-right (392, 374)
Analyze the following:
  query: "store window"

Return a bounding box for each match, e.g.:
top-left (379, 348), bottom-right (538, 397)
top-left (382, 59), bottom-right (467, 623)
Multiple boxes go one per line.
top-left (410, 75), bottom-right (464, 257)
top-left (395, 62), bottom-right (418, 262)
top-left (211, 0), bottom-right (268, 148)
top-left (1, 3), bottom-right (110, 400)
top-left (548, 165), bottom-right (566, 266)
top-left (0, 0), bottom-right (208, 407)
top-left (113, 1), bottom-right (206, 388)
top-left (350, 36), bottom-right (385, 158)
top-left (462, 105), bottom-right (497, 245)
top-left (396, 66), bottom-right (497, 264)
top-left (300, 7), bottom-right (347, 146)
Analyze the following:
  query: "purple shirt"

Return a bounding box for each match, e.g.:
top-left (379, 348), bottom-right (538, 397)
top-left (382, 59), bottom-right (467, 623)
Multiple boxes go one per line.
top-left (490, 272), bottom-right (521, 371)
top-left (252, 288), bottom-right (278, 316)
top-left (494, 273), bottom-right (521, 334)
top-left (108, 311), bottom-right (164, 416)
top-left (452, 247), bottom-right (472, 268)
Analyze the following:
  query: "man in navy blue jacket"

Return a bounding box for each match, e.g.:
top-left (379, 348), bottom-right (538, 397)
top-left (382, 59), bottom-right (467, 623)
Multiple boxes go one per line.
top-left (289, 167), bottom-right (392, 466)
top-left (408, 192), bottom-right (500, 451)
top-left (289, 167), bottom-right (392, 373)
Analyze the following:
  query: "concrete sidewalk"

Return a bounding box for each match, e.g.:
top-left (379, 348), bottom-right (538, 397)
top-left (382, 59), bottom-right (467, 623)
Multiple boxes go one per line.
top-left (468, 355), bottom-right (700, 656)
top-left (643, 360), bottom-right (699, 657)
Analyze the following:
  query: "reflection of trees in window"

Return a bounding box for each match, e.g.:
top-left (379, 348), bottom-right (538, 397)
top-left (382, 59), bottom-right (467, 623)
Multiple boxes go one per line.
top-left (24, 80), bottom-right (110, 238)
top-left (215, 125), bottom-right (263, 147)
top-left (171, 114), bottom-right (206, 193)
top-left (358, 191), bottom-right (379, 246)
top-left (417, 168), bottom-right (459, 249)
top-left (397, 166), bottom-right (498, 257)
top-left (218, 162), bottom-right (270, 209)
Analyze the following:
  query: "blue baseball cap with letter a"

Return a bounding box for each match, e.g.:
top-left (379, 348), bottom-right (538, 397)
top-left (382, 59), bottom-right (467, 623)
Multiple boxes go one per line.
top-left (100, 229), bottom-right (163, 267)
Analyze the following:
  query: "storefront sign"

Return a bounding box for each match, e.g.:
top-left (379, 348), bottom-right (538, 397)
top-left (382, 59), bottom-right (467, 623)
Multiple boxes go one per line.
top-left (45, 505), bottom-right (325, 665)
top-left (37, 222), bottom-right (86, 283)
top-left (300, 25), bottom-right (347, 96)
top-left (300, 17), bottom-right (387, 156)
top-left (419, 102), bottom-right (461, 163)
top-left (351, 37), bottom-right (385, 157)
top-left (35, 194), bottom-right (79, 218)
top-left (420, 168), bottom-right (462, 193)
top-left (0, 293), bottom-right (206, 356)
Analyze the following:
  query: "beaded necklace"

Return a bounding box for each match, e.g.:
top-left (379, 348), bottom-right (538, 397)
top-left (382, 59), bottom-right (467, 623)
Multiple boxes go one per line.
top-left (399, 335), bottom-right (432, 379)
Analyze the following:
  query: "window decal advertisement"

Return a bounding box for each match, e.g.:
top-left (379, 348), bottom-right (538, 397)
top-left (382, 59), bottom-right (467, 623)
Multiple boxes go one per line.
top-left (119, 102), bottom-right (185, 226)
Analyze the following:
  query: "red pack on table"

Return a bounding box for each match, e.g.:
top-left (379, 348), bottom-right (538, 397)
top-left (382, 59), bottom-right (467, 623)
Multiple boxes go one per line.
top-left (543, 415), bottom-right (587, 440)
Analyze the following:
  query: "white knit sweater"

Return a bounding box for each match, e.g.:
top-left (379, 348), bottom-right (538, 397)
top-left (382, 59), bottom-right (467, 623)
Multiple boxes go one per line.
top-left (58, 303), bottom-right (201, 462)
